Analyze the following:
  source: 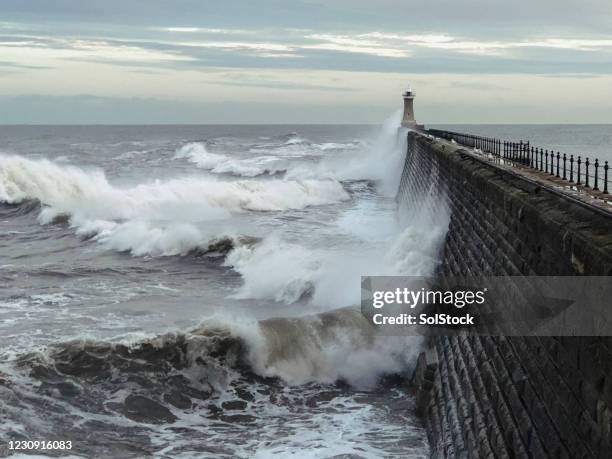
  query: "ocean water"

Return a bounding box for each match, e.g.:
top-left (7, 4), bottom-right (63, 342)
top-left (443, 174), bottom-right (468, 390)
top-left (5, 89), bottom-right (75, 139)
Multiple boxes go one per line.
top-left (0, 120), bottom-right (612, 458)
top-left (2, 120), bottom-right (609, 458)
top-left (0, 116), bottom-right (443, 458)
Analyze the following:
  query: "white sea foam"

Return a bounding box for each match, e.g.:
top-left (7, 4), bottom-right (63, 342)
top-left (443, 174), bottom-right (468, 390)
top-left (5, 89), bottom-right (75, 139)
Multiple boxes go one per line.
top-left (224, 207), bottom-right (448, 310)
top-left (2, 119), bottom-right (439, 458)
top-left (189, 310), bottom-right (420, 389)
top-left (0, 155), bottom-right (347, 215)
top-left (175, 142), bottom-right (288, 177)
top-left (248, 136), bottom-right (361, 158)
top-left (76, 219), bottom-right (213, 257)
top-left (224, 235), bottom-right (322, 303)
top-left (0, 154), bottom-right (349, 256)
top-left (225, 111), bottom-right (449, 309)
top-left (285, 110), bottom-right (408, 196)
top-left (284, 135), bottom-right (306, 145)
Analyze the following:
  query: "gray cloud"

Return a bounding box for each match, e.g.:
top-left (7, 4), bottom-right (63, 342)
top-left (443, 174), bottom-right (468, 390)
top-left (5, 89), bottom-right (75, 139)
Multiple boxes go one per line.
top-left (3, 30), bottom-right (612, 75)
top-left (448, 81), bottom-right (507, 91)
top-left (3, 0), bottom-right (612, 36)
top-left (2, 1), bottom-right (611, 123)
top-left (207, 74), bottom-right (357, 92)
top-left (0, 60), bottom-right (53, 70)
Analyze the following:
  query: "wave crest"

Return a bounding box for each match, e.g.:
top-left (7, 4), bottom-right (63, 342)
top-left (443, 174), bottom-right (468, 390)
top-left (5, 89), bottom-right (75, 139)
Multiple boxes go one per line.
top-left (12, 309), bottom-right (419, 390)
top-left (0, 154), bottom-right (349, 256)
top-left (175, 142), bottom-right (288, 177)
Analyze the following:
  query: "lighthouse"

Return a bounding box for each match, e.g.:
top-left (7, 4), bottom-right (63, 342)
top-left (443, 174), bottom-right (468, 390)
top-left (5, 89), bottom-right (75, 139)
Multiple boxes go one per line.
top-left (401, 86), bottom-right (417, 128)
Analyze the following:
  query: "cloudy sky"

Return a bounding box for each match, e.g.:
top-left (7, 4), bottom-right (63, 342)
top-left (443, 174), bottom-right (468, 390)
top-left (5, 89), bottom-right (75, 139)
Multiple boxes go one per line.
top-left (1, 0), bottom-right (612, 123)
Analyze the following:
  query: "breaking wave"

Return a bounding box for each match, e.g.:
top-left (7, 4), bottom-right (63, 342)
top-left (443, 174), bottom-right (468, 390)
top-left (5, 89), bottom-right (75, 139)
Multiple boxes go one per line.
top-left (285, 111), bottom-right (407, 196)
top-left (175, 142), bottom-right (289, 177)
top-left (248, 134), bottom-right (363, 157)
top-left (1, 120), bottom-right (439, 458)
top-left (10, 309), bottom-right (418, 388)
top-left (0, 312), bottom-right (425, 457)
top-left (0, 154), bottom-right (349, 256)
top-left (224, 208), bottom-right (449, 309)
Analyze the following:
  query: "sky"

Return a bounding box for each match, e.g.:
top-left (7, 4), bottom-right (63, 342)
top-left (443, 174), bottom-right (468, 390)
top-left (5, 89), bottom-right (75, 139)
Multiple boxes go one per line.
top-left (1, 0), bottom-right (612, 124)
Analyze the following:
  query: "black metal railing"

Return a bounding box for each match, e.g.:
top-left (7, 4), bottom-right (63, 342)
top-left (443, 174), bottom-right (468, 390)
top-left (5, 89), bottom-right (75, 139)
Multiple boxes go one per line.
top-left (427, 129), bottom-right (610, 195)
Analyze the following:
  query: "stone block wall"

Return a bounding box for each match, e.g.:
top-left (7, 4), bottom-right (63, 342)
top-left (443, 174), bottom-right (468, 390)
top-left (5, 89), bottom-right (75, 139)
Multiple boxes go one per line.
top-left (403, 132), bottom-right (612, 459)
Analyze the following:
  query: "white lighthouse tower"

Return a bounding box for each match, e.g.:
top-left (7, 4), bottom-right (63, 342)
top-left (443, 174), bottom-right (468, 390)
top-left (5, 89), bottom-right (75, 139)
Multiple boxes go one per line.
top-left (401, 86), bottom-right (417, 128)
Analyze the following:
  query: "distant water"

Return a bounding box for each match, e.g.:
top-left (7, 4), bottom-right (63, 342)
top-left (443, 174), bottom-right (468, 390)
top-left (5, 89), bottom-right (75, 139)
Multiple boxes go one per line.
top-left (431, 124), bottom-right (612, 163)
top-left (0, 119), bottom-right (435, 458)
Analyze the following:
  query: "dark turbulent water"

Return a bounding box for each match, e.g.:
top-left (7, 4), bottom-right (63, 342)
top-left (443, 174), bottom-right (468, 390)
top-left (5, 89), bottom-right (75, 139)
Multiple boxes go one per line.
top-left (2, 121), bottom-right (609, 458)
top-left (0, 118), bottom-right (437, 458)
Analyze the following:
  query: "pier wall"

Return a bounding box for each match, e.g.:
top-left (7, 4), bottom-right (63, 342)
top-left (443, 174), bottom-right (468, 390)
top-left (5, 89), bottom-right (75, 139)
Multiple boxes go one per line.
top-left (401, 132), bottom-right (612, 458)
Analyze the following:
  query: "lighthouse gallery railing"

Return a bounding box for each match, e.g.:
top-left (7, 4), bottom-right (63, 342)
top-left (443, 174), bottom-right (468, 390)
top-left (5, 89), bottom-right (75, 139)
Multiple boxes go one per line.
top-left (426, 128), bottom-right (610, 195)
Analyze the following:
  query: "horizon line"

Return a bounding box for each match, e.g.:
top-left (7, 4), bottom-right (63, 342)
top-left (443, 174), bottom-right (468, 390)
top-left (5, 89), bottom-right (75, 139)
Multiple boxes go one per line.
top-left (2, 122), bottom-right (612, 127)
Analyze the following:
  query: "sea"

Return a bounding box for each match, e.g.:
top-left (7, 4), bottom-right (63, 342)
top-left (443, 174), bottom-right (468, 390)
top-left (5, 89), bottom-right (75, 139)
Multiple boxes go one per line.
top-left (1, 119), bottom-right (610, 458)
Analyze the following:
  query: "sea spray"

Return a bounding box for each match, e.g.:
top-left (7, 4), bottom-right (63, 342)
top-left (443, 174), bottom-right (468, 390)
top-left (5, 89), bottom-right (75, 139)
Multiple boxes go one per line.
top-left (284, 110), bottom-right (407, 196)
top-left (0, 154), bottom-right (349, 256)
top-left (0, 122), bottom-right (436, 458)
top-left (224, 234), bottom-right (321, 303)
top-left (175, 142), bottom-right (289, 177)
top-left (225, 112), bottom-right (449, 308)
top-left (224, 209), bottom-right (449, 309)
top-left (225, 310), bottom-right (422, 388)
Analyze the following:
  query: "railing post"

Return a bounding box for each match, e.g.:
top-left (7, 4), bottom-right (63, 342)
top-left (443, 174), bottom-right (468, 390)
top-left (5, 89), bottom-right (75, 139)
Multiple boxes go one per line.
top-left (514, 142), bottom-right (518, 161)
top-left (525, 141), bottom-right (530, 164)
top-left (516, 142), bottom-right (519, 161)
top-left (562, 154), bottom-right (567, 180)
top-left (426, 129), bottom-right (606, 197)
